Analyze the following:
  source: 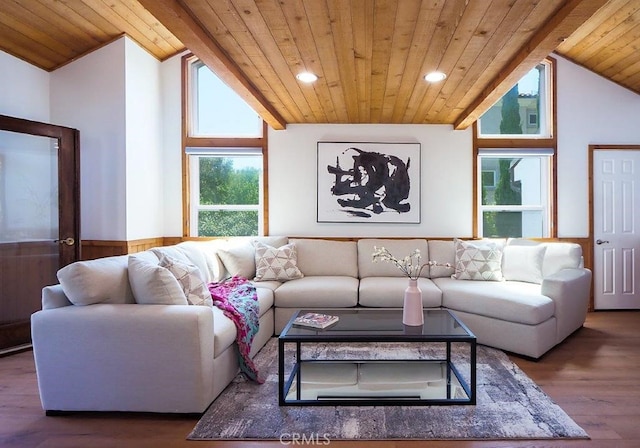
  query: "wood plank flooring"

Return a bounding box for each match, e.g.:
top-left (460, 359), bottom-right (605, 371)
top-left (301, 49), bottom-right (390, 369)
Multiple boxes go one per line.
top-left (1, 311), bottom-right (638, 448)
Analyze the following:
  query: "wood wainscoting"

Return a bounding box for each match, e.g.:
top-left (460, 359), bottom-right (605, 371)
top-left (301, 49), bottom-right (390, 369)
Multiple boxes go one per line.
top-left (81, 238), bottom-right (167, 260)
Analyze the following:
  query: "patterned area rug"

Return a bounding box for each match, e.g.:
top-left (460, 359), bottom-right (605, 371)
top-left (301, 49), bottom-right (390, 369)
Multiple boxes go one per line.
top-left (189, 338), bottom-right (589, 441)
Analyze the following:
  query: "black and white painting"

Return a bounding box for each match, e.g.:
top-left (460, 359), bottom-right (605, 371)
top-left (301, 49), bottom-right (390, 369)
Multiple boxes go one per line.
top-left (317, 142), bottom-right (420, 223)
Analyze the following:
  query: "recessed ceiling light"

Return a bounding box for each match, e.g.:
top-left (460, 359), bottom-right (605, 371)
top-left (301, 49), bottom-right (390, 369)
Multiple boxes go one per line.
top-left (424, 71), bottom-right (447, 83)
top-left (296, 72), bottom-right (318, 83)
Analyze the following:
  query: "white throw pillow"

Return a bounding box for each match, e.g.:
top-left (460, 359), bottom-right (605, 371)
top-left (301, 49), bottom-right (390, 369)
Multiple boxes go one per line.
top-left (217, 243), bottom-right (256, 279)
top-left (502, 244), bottom-right (547, 284)
top-left (56, 255), bottom-right (134, 305)
top-left (159, 255), bottom-right (213, 306)
top-left (128, 255), bottom-right (188, 305)
top-left (452, 238), bottom-right (504, 281)
top-left (253, 242), bottom-right (304, 281)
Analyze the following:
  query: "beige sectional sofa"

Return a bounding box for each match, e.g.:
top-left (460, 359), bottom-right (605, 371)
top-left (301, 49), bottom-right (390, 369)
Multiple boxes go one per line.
top-left (31, 236), bottom-right (591, 414)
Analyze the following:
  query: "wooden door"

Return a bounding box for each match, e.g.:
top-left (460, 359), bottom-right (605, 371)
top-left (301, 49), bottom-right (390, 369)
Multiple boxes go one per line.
top-left (0, 115), bottom-right (80, 353)
top-left (592, 146), bottom-right (640, 310)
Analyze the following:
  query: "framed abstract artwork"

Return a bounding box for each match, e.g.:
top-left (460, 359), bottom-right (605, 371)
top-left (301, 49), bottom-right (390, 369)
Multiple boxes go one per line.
top-left (317, 141), bottom-right (421, 223)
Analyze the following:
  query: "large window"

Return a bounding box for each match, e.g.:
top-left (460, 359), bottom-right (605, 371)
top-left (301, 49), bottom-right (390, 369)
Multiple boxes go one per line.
top-left (478, 150), bottom-right (552, 238)
top-left (475, 58), bottom-right (556, 238)
top-left (183, 55), bottom-right (266, 237)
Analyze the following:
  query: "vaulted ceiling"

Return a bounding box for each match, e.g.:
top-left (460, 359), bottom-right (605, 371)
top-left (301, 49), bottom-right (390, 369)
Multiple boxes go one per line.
top-left (1, 1), bottom-right (638, 130)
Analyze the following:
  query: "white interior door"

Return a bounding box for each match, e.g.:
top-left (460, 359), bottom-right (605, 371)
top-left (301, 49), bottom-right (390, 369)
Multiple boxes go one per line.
top-left (593, 149), bottom-right (640, 309)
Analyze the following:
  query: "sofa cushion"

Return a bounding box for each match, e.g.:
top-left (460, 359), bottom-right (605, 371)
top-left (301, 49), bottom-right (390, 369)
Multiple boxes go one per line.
top-left (542, 243), bottom-right (583, 277)
top-left (175, 241), bottom-right (215, 282)
top-left (158, 255), bottom-right (213, 307)
top-left (128, 253), bottom-right (189, 305)
top-left (505, 239), bottom-right (583, 278)
top-left (358, 277), bottom-right (442, 307)
top-left (217, 236), bottom-right (289, 279)
top-left (150, 246), bottom-right (206, 282)
top-left (290, 239), bottom-right (358, 277)
top-left (502, 244), bottom-right (546, 284)
top-left (358, 239), bottom-right (430, 278)
top-left (452, 239), bottom-right (504, 281)
top-left (253, 242), bottom-right (303, 281)
top-left (212, 287), bottom-right (275, 357)
top-left (212, 307), bottom-right (237, 357)
top-left (217, 244), bottom-right (256, 279)
top-left (56, 255), bottom-right (135, 305)
top-left (433, 277), bottom-right (555, 325)
top-left (274, 276), bottom-right (359, 308)
top-left (255, 285), bottom-right (275, 315)
top-left (427, 240), bottom-right (455, 278)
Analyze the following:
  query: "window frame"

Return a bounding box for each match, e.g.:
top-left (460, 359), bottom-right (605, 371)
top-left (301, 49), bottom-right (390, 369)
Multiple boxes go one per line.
top-left (473, 57), bottom-right (557, 238)
top-left (182, 53), bottom-right (269, 237)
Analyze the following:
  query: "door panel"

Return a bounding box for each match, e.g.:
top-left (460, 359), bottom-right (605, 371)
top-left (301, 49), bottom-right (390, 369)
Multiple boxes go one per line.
top-left (593, 149), bottom-right (640, 310)
top-left (0, 115), bottom-right (79, 352)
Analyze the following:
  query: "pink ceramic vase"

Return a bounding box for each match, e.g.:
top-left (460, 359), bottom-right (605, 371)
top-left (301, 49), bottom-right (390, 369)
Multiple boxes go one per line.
top-left (403, 278), bottom-right (424, 326)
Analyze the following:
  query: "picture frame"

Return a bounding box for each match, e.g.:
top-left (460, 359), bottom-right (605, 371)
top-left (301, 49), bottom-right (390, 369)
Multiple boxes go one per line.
top-left (317, 141), bottom-right (421, 223)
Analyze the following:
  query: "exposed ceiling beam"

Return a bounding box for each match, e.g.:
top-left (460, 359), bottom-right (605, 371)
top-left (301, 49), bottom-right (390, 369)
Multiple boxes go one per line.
top-left (453, 0), bottom-right (609, 130)
top-left (138, 0), bottom-right (288, 130)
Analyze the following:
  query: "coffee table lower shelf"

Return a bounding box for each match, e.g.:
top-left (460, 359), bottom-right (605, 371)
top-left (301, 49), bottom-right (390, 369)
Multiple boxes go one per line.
top-left (280, 357), bottom-right (474, 406)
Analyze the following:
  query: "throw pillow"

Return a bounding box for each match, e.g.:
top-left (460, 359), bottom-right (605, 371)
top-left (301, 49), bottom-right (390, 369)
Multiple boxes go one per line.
top-left (56, 255), bottom-right (134, 305)
top-left (502, 244), bottom-right (547, 284)
top-left (452, 238), bottom-right (504, 281)
top-left (253, 242), bottom-right (304, 281)
top-left (159, 255), bottom-right (213, 306)
top-left (127, 255), bottom-right (189, 305)
top-left (217, 243), bottom-right (256, 278)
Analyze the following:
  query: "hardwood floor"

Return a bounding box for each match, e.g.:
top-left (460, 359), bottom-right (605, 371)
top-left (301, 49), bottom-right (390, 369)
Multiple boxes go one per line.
top-left (1, 311), bottom-right (638, 448)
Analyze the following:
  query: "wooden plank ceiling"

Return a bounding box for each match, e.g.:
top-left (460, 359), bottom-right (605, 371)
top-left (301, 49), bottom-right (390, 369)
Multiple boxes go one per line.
top-left (1, 0), bottom-right (637, 130)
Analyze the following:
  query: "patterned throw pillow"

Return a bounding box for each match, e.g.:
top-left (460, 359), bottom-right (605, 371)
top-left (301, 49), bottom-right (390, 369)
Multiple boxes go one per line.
top-left (452, 238), bottom-right (504, 281)
top-left (159, 255), bottom-right (213, 306)
top-left (253, 242), bottom-right (304, 281)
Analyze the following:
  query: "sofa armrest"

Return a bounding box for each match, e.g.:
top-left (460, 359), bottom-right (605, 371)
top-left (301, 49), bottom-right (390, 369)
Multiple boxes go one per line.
top-left (42, 284), bottom-right (73, 309)
top-left (541, 268), bottom-right (592, 343)
top-left (31, 303), bottom-right (216, 413)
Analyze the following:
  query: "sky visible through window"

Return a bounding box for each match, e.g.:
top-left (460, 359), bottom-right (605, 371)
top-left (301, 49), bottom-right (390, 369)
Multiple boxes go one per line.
top-left (196, 66), bottom-right (262, 137)
top-left (517, 69), bottom-right (540, 95)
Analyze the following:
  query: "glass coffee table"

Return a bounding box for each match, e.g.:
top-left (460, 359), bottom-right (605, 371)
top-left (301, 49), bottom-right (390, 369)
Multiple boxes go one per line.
top-left (278, 308), bottom-right (476, 406)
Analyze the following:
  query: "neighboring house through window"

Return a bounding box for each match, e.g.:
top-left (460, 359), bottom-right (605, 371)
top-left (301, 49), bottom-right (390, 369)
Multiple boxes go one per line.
top-left (183, 55), bottom-right (267, 237)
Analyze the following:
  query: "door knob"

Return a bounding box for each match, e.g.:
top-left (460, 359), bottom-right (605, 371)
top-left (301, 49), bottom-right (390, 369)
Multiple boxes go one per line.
top-left (55, 237), bottom-right (75, 246)
top-left (595, 239), bottom-right (610, 245)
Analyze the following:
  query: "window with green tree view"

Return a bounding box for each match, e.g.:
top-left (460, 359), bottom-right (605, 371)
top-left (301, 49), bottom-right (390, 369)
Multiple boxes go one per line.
top-left (189, 152), bottom-right (262, 237)
top-left (475, 58), bottom-right (555, 238)
top-left (184, 55), bottom-right (266, 237)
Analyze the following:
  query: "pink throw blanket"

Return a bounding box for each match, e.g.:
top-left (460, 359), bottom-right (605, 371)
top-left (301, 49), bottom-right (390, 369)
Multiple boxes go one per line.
top-left (208, 276), bottom-right (263, 383)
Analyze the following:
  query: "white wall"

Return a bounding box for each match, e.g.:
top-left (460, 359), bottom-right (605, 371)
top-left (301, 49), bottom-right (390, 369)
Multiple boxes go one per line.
top-left (0, 51), bottom-right (49, 122)
top-left (124, 39), bottom-right (164, 240)
top-left (268, 124), bottom-right (473, 237)
top-left (556, 56), bottom-right (640, 237)
top-left (160, 52), bottom-right (186, 237)
top-left (50, 39), bottom-right (128, 241)
top-left (50, 36), bottom-right (169, 241)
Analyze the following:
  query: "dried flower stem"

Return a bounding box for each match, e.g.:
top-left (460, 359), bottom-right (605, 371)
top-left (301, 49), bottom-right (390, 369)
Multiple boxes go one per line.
top-left (371, 246), bottom-right (453, 280)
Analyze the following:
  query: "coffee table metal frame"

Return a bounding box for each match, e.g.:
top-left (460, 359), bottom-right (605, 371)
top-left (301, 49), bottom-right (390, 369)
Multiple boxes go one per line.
top-left (278, 308), bottom-right (476, 406)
